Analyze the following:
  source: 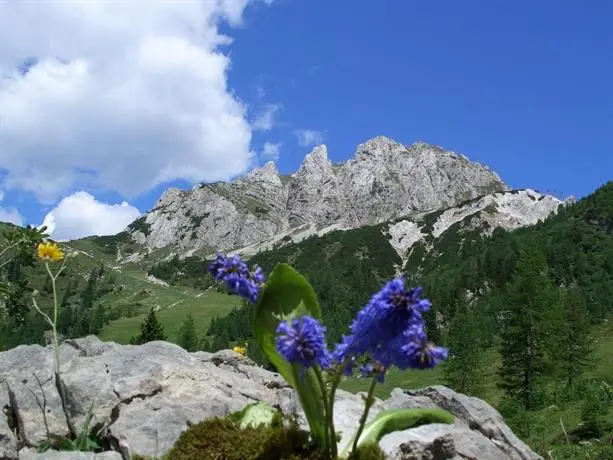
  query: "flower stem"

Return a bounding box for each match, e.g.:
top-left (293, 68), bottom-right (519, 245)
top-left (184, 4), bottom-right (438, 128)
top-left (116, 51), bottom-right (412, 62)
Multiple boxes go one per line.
top-left (45, 262), bottom-right (60, 376)
top-left (313, 367), bottom-right (330, 455)
top-left (45, 262), bottom-right (75, 437)
top-left (351, 376), bottom-right (378, 455)
top-left (327, 372), bottom-right (342, 459)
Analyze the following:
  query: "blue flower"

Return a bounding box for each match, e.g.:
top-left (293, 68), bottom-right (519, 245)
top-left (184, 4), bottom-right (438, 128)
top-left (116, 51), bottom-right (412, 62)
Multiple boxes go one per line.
top-left (208, 252), bottom-right (265, 303)
top-left (276, 316), bottom-right (331, 371)
top-left (399, 324), bottom-right (448, 369)
top-left (336, 278), bottom-right (431, 362)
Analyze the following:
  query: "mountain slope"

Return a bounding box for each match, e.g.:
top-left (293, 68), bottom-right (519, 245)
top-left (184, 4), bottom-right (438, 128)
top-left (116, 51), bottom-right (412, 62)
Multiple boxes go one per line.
top-left (0, 223), bottom-right (240, 351)
top-left (122, 137), bottom-right (510, 257)
top-left (200, 181), bottom-right (613, 357)
top-left (233, 188), bottom-right (567, 264)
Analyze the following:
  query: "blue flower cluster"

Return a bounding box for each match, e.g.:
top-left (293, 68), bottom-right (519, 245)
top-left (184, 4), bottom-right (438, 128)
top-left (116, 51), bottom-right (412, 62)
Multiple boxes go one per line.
top-left (333, 278), bottom-right (448, 376)
top-left (208, 252), bottom-right (447, 381)
top-left (275, 277), bottom-right (447, 380)
top-left (208, 252), bottom-right (265, 303)
top-left (276, 316), bottom-right (331, 370)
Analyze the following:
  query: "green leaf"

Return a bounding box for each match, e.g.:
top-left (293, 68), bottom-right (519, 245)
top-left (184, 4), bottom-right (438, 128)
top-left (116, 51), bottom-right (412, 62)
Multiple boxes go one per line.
top-left (253, 263), bottom-right (327, 447)
top-left (85, 436), bottom-right (101, 451)
top-left (229, 401), bottom-right (279, 429)
top-left (56, 437), bottom-right (77, 451)
top-left (339, 408), bottom-right (455, 458)
top-left (37, 439), bottom-right (53, 453)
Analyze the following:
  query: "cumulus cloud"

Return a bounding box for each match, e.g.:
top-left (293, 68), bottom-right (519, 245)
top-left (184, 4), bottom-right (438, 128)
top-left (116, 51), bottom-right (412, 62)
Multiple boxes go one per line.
top-left (0, 189), bottom-right (24, 226)
top-left (261, 142), bottom-right (281, 161)
top-left (295, 129), bottom-right (324, 147)
top-left (41, 191), bottom-right (141, 241)
top-left (0, 207), bottom-right (24, 226)
top-left (252, 103), bottom-right (281, 131)
top-left (0, 1), bottom-right (263, 202)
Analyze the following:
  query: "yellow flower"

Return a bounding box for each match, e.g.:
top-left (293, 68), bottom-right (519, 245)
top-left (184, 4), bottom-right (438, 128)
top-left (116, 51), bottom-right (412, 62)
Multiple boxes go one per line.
top-left (232, 345), bottom-right (247, 356)
top-left (37, 242), bottom-right (64, 262)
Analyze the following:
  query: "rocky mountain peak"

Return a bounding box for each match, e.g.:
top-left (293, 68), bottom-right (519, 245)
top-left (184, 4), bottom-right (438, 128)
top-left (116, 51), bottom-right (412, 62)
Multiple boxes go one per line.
top-left (298, 144), bottom-right (331, 172)
top-left (240, 160), bottom-right (282, 186)
top-left (123, 136), bottom-right (548, 255)
top-left (354, 135), bottom-right (404, 159)
top-left (153, 187), bottom-right (185, 209)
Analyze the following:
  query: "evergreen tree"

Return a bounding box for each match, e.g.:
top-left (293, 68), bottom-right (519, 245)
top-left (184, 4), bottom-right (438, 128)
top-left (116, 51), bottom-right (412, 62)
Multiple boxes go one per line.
top-left (74, 307), bottom-right (92, 337)
top-left (2, 258), bottom-right (30, 323)
top-left (80, 270), bottom-right (97, 311)
top-left (57, 306), bottom-right (74, 336)
top-left (178, 313), bottom-right (198, 352)
top-left (443, 297), bottom-right (486, 397)
top-left (90, 303), bottom-right (106, 335)
top-left (498, 244), bottom-right (557, 410)
top-left (131, 308), bottom-right (167, 344)
top-left (548, 286), bottom-right (593, 386)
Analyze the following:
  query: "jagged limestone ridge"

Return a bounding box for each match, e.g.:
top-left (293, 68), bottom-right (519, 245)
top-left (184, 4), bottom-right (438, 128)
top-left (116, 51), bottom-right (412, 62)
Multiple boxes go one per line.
top-left (125, 136), bottom-right (515, 255)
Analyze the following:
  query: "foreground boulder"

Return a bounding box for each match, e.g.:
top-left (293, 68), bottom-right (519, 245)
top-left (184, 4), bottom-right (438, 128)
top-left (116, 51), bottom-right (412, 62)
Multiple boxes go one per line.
top-left (0, 337), bottom-right (542, 460)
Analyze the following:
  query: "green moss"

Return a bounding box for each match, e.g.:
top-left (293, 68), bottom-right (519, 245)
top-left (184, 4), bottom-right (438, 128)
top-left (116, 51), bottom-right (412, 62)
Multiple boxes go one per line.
top-left (346, 443), bottom-right (387, 460)
top-left (164, 414), bottom-right (386, 460)
top-left (165, 415), bottom-right (322, 460)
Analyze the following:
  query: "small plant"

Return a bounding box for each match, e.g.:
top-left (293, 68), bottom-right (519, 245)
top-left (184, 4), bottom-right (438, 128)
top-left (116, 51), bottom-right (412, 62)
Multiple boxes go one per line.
top-left (37, 402), bottom-right (102, 453)
top-left (30, 240), bottom-right (104, 452)
top-left (207, 252), bottom-right (454, 459)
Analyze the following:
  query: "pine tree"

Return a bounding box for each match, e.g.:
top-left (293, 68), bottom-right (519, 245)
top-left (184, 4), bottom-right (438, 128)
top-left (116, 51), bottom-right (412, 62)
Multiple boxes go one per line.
top-left (80, 273), bottom-right (96, 311)
top-left (178, 313), bottom-right (198, 352)
top-left (498, 244), bottom-right (557, 410)
top-left (131, 308), bottom-right (167, 344)
top-left (90, 303), bottom-right (106, 335)
top-left (549, 286), bottom-right (593, 386)
top-left (443, 297), bottom-right (485, 397)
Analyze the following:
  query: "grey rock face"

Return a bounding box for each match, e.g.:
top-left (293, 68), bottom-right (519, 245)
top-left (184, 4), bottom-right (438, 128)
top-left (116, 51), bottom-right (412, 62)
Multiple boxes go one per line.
top-left (338, 138), bottom-right (507, 226)
top-left (286, 145), bottom-right (343, 226)
top-left (233, 188), bottom-right (564, 263)
top-left (0, 337), bottom-right (540, 460)
top-left (125, 137), bottom-right (511, 254)
top-left (18, 448), bottom-right (122, 459)
top-left (381, 387), bottom-right (540, 460)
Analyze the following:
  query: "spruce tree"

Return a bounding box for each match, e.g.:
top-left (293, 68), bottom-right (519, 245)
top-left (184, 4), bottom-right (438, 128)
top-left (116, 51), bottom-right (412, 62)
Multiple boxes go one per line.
top-left (443, 297), bottom-right (485, 397)
top-left (549, 286), bottom-right (593, 386)
top-left (131, 308), bottom-right (167, 344)
top-left (178, 313), bottom-right (198, 352)
top-left (90, 303), bottom-right (106, 335)
top-left (498, 244), bottom-right (557, 410)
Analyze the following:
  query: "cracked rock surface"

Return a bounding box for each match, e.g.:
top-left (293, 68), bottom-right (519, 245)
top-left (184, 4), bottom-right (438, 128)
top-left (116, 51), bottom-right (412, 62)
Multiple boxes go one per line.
top-left (0, 337), bottom-right (541, 460)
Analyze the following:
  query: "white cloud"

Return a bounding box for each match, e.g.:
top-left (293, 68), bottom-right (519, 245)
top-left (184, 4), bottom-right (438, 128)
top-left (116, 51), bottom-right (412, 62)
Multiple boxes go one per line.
top-left (41, 191), bottom-right (141, 241)
top-left (295, 129), bottom-right (324, 147)
top-left (252, 103), bottom-right (281, 131)
top-left (0, 207), bottom-right (24, 226)
top-left (261, 142), bottom-right (281, 161)
top-left (0, 189), bottom-right (23, 225)
top-left (0, 1), bottom-right (264, 202)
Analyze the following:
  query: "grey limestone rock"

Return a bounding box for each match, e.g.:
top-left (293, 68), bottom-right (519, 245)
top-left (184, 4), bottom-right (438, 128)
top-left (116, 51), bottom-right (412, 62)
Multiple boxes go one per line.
top-left (124, 137), bottom-right (522, 257)
top-left (0, 337), bottom-right (541, 460)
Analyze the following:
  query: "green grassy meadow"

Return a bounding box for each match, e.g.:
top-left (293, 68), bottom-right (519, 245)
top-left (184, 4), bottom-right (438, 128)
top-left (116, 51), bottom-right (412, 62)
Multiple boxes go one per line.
top-left (98, 288), bottom-right (239, 343)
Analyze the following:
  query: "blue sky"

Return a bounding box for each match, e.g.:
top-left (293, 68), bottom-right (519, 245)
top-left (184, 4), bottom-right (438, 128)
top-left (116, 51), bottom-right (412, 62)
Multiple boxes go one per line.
top-left (0, 0), bottom-right (611, 239)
